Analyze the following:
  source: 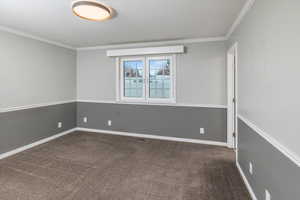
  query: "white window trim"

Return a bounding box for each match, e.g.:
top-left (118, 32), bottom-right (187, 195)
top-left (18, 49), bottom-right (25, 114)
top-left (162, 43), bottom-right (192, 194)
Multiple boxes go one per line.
top-left (119, 56), bottom-right (147, 103)
top-left (116, 55), bottom-right (176, 104)
top-left (146, 55), bottom-right (176, 104)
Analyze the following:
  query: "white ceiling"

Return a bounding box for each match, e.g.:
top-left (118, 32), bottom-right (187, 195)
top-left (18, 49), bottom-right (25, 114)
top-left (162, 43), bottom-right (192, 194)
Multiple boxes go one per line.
top-left (0, 0), bottom-right (247, 48)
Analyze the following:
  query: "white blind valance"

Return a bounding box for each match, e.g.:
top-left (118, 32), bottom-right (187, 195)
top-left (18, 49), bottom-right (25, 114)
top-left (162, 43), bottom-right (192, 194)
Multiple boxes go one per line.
top-left (106, 45), bottom-right (184, 57)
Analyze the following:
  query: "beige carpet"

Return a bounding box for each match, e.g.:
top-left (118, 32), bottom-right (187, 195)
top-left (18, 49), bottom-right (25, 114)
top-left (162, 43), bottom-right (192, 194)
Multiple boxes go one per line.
top-left (0, 131), bottom-right (250, 200)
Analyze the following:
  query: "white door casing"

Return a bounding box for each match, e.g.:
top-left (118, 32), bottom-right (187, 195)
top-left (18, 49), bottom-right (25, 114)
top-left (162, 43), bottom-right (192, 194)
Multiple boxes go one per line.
top-left (227, 43), bottom-right (238, 149)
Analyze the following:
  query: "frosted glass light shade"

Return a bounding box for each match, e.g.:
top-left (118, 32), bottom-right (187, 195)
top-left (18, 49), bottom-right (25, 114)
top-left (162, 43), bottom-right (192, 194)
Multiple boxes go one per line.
top-left (72, 1), bottom-right (112, 21)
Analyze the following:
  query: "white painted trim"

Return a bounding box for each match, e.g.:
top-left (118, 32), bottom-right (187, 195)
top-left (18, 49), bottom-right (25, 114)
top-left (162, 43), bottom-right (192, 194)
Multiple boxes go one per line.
top-left (117, 55), bottom-right (176, 104)
top-left (107, 46), bottom-right (184, 57)
top-left (77, 37), bottom-right (226, 51)
top-left (146, 55), bottom-right (176, 103)
top-left (227, 43), bottom-right (238, 149)
top-left (235, 43), bottom-right (239, 156)
top-left (0, 128), bottom-right (76, 160)
top-left (77, 100), bottom-right (227, 109)
top-left (75, 127), bottom-right (227, 147)
top-left (226, 0), bottom-right (256, 39)
top-left (238, 115), bottom-right (300, 167)
top-left (0, 100), bottom-right (227, 113)
top-left (236, 162), bottom-right (258, 200)
top-left (0, 25), bottom-right (75, 50)
top-left (172, 54), bottom-right (177, 103)
top-left (115, 57), bottom-right (120, 101)
top-left (0, 100), bottom-right (76, 113)
top-left (119, 57), bottom-right (147, 102)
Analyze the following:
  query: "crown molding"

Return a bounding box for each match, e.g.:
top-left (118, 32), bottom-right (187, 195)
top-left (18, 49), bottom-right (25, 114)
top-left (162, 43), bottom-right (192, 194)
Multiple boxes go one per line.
top-left (0, 0), bottom-right (255, 50)
top-left (76, 37), bottom-right (227, 51)
top-left (226, 0), bottom-right (256, 39)
top-left (76, 0), bottom-right (256, 51)
top-left (0, 25), bottom-right (75, 50)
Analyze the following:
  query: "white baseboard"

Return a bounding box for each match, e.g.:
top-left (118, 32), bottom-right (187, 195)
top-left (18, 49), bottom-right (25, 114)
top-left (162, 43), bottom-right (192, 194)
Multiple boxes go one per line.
top-left (0, 128), bottom-right (77, 160)
top-left (0, 127), bottom-right (227, 161)
top-left (75, 127), bottom-right (227, 147)
top-left (236, 162), bottom-right (257, 200)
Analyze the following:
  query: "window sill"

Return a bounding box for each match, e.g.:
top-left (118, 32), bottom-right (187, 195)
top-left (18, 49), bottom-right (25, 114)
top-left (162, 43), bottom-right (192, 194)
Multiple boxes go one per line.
top-left (117, 99), bottom-right (176, 106)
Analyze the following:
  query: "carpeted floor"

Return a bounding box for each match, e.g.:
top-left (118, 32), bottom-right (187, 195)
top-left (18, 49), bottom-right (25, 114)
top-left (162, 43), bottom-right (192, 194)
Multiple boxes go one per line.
top-left (0, 131), bottom-right (250, 200)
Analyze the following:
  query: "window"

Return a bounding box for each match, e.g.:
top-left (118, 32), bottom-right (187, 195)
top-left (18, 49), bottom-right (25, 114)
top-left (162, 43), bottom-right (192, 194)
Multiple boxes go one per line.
top-left (118, 55), bottom-right (176, 103)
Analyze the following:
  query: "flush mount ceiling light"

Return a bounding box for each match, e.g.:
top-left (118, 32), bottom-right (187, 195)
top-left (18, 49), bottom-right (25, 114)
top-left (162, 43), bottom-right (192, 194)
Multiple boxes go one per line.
top-left (72, 0), bottom-right (113, 21)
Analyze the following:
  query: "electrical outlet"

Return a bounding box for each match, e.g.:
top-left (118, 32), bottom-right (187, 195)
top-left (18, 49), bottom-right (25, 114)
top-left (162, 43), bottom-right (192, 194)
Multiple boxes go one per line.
top-left (200, 128), bottom-right (205, 134)
top-left (265, 189), bottom-right (271, 200)
top-left (83, 117), bottom-right (88, 123)
top-left (58, 122), bottom-right (62, 128)
top-left (108, 120), bottom-right (112, 126)
top-left (249, 162), bottom-right (253, 175)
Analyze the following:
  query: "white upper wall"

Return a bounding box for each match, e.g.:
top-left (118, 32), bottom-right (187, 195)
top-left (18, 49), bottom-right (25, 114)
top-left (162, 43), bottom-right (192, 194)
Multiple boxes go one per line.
top-left (0, 30), bottom-right (76, 109)
top-left (77, 41), bottom-right (227, 105)
top-left (229, 0), bottom-right (300, 157)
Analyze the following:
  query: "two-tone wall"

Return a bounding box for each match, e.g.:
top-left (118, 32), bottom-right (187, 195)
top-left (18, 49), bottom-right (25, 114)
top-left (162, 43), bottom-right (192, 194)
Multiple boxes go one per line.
top-left (238, 118), bottom-right (300, 200)
top-left (0, 31), bottom-right (228, 155)
top-left (0, 30), bottom-right (77, 155)
top-left (1, 1), bottom-right (300, 199)
top-left (229, 0), bottom-right (300, 199)
top-left (76, 42), bottom-right (228, 142)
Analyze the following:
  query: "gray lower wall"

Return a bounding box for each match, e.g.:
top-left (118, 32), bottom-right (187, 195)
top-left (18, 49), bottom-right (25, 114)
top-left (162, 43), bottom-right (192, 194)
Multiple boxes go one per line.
top-left (0, 103), bottom-right (76, 154)
top-left (77, 102), bottom-right (227, 142)
top-left (238, 118), bottom-right (300, 200)
top-left (0, 101), bottom-right (225, 155)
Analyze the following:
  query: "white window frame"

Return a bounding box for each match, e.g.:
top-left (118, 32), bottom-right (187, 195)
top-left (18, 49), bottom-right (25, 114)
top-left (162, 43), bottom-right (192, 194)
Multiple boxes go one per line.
top-left (117, 55), bottom-right (176, 104)
top-left (119, 57), bottom-right (146, 103)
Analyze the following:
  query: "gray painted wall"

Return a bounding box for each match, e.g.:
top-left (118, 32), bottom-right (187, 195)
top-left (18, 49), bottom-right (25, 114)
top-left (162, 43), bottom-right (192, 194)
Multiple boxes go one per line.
top-left (229, 0), bottom-right (300, 199)
top-left (229, 0), bottom-right (300, 157)
top-left (0, 103), bottom-right (76, 154)
top-left (238, 119), bottom-right (299, 200)
top-left (77, 102), bottom-right (227, 142)
top-left (76, 42), bottom-right (228, 141)
top-left (0, 30), bottom-right (77, 155)
top-left (77, 42), bottom-right (227, 106)
top-left (0, 30), bottom-right (228, 155)
top-left (0, 30), bottom-right (76, 109)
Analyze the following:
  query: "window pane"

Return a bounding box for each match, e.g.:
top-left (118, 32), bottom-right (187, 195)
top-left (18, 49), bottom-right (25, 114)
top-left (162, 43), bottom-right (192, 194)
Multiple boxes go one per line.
top-left (123, 60), bottom-right (144, 98)
top-left (149, 59), bottom-right (171, 98)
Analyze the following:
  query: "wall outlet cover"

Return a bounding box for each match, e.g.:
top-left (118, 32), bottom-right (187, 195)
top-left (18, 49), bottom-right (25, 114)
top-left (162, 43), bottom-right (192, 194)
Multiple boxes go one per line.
top-left (200, 128), bottom-right (205, 134)
top-left (58, 122), bottom-right (62, 128)
top-left (249, 162), bottom-right (253, 175)
top-left (108, 120), bottom-right (112, 126)
top-left (83, 117), bottom-right (88, 123)
top-left (265, 189), bottom-right (271, 200)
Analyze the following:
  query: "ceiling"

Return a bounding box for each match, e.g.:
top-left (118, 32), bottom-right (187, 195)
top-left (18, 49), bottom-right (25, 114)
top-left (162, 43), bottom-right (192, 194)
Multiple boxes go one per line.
top-left (0, 0), bottom-right (247, 48)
